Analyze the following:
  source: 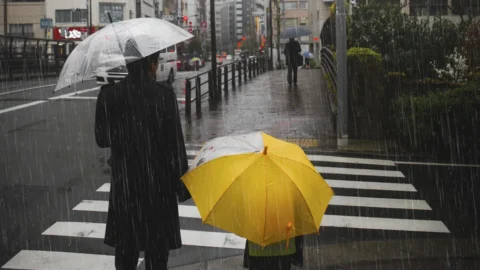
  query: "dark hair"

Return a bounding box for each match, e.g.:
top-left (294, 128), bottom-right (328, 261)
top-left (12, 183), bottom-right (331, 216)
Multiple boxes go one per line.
top-left (126, 51), bottom-right (160, 74)
top-left (124, 38), bottom-right (160, 74)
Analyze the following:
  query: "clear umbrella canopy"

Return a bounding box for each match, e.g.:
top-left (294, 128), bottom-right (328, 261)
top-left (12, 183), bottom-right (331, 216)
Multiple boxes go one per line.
top-left (55, 18), bottom-right (193, 91)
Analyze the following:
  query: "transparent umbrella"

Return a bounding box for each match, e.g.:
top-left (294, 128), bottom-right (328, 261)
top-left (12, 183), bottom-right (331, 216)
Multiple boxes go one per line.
top-left (54, 18), bottom-right (193, 91)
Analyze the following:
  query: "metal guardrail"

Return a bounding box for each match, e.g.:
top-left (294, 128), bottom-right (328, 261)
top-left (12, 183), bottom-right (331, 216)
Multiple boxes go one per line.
top-left (320, 47), bottom-right (337, 93)
top-left (184, 56), bottom-right (268, 114)
top-left (0, 35), bottom-right (76, 81)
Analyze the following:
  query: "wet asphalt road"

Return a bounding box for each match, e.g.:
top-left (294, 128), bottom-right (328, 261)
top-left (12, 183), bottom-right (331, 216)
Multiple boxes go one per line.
top-left (0, 68), bottom-right (479, 269)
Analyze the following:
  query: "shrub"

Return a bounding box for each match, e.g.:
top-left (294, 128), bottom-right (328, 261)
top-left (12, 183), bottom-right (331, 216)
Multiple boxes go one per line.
top-left (348, 4), bottom-right (463, 79)
top-left (393, 81), bottom-right (480, 160)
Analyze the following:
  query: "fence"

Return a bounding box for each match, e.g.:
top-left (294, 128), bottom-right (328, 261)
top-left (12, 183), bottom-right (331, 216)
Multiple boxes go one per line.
top-left (0, 35), bottom-right (76, 81)
top-left (184, 56), bottom-right (268, 114)
top-left (320, 47), bottom-right (337, 93)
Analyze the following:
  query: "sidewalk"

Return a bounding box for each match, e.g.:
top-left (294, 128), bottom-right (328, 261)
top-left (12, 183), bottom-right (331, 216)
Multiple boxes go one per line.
top-left (180, 68), bottom-right (337, 150)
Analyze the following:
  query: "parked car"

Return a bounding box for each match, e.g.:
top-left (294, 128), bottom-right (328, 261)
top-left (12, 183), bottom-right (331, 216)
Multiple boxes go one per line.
top-left (226, 55), bottom-right (233, 61)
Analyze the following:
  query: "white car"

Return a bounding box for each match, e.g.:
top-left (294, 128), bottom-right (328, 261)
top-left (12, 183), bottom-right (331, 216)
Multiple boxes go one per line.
top-left (226, 55), bottom-right (233, 61)
top-left (96, 45), bottom-right (177, 85)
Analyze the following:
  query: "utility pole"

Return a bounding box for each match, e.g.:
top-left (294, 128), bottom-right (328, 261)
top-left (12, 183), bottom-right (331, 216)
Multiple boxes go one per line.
top-left (87, 0), bottom-right (92, 35)
top-left (4, 0), bottom-right (7, 36)
top-left (210, 0), bottom-right (217, 97)
top-left (268, 0), bottom-right (273, 70)
top-left (336, 0), bottom-right (348, 147)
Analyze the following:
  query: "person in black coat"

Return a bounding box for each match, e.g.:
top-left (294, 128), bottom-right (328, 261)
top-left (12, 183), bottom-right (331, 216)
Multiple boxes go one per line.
top-left (283, 38), bottom-right (302, 86)
top-left (95, 42), bottom-right (190, 270)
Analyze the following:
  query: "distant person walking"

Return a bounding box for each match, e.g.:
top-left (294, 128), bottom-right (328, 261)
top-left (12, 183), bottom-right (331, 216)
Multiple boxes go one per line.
top-left (283, 38), bottom-right (301, 86)
top-left (95, 39), bottom-right (190, 270)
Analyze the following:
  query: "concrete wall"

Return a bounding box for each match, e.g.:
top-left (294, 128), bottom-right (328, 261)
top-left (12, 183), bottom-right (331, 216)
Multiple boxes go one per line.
top-left (0, 1), bottom-right (45, 38)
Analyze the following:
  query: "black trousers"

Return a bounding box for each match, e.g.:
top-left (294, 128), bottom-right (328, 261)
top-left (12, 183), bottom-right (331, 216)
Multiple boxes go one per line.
top-left (115, 240), bottom-right (169, 270)
top-left (287, 62), bottom-right (298, 85)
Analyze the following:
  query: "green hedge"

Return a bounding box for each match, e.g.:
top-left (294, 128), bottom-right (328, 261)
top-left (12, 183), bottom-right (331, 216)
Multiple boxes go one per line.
top-left (393, 82), bottom-right (480, 161)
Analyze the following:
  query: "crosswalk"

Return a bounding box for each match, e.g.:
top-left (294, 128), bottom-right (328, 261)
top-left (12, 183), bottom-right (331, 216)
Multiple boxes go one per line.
top-left (1, 144), bottom-right (451, 269)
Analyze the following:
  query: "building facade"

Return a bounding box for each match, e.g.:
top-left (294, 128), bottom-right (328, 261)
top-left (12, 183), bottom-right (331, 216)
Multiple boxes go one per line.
top-left (0, 0), bottom-right (46, 38)
top-left (271, 0), bottom-right (309, 51)
top-left (220, 0), bottom-right (235, 52)
top-left (44, 0), bottom-right (138, 41)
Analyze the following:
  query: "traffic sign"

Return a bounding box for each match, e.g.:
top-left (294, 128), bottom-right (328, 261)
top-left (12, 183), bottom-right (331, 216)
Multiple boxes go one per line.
top-left (40, 18), bottom-right (53, 29)
top-left (200, 21), bottom-right (207, 28)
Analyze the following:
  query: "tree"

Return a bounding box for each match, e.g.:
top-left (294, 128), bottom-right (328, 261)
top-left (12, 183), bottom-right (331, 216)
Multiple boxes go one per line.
top-left (273, 0), bottom-right (282, 63)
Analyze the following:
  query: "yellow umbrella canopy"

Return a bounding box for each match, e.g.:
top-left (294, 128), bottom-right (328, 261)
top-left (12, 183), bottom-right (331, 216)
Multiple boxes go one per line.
top-left (182, 132), bottom-right (334, 247)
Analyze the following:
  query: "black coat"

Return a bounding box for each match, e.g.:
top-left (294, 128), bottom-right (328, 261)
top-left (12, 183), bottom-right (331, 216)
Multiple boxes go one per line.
top-left (95, 75), bottom-right (190, 251)
top-left (283, 40), bottom-right (301, 67)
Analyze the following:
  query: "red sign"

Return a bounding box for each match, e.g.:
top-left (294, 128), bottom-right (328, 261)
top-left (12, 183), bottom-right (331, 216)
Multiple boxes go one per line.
top-left (53, 27), bottom-right (97, 41)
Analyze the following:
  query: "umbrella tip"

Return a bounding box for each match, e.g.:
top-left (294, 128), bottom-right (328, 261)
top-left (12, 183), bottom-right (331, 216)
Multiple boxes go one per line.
top-left (263, 146), bottom-right (268, 155)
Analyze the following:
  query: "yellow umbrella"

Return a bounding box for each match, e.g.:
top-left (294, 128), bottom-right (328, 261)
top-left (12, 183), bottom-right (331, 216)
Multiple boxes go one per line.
top-left (182, 132), bottom-right (334, 247)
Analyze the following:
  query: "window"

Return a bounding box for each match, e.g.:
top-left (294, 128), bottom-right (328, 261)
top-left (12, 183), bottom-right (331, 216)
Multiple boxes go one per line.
top-left (285, 18), bottom-right (297, 27)
top-left (299, 2), bottom-right (308, 9)
top-left (300, 17), bottom-right (308, 25)
top-left (99, 3), bottom-right (124, 23)
top-left (283, 2), bottom-right (298, 10)
top-left (167, 45), bottom-right (175, 52)
top-left (9, 24), bottom-right (34, 37)
top-left (56, 9), bottom-right (87, 23)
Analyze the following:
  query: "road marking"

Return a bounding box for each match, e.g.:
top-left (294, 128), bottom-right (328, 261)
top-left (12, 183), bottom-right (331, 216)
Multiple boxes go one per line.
top-left (325, 179), bottom-right (416, 192)
top-left (186, 150), bottom-right (396, 166)
top-left (49, 87), bottom-right (100, 100)
top-left (0, 83), bottom-right (56, 96)
top-left (308, 155), bottom-right (395, 166)
top-left (96, 184), bottom-right (110, 192)
top-left (73, 200), bottom-right (108, 212)
top-left (56, 96), bottom-right (98, 100)
top-left (177, 205), bottom-right (449, 233)
top-left (75, 193), bottom-right (431, 212)
top-left (316, 166), bottom-right (405, 178)
top-left (1, 250), bottom-right (142, 270)
top-left (97, 178), bottom-right (416, 194)
top-left (42, 222), bottom-right (246, 249)
top-left (62, 206), bottom-right (449, 240)
top-left (331, 196), bottom-right (431, 210)
top-left (395, 161), bottom-right (480, 168)
top-left (0, 100), bottom-right (47, 115)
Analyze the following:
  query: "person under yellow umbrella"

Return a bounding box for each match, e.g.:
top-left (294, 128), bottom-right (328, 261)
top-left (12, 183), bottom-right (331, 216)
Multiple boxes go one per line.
top-left (181, 131), bottom-right (334, 269)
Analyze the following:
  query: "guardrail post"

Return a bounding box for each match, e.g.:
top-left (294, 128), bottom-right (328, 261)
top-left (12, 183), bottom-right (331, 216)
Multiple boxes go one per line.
top-left (224, 65), bottom-right (228, 92)
top-left (238, 62), bottom-right (242, 85)
top-left (256, 58), bottom-right (260, 75)
top-left (208, 70), bottom-right (214, 101)
top-left (248, 59), bottom-right (252, 79)
top-left (196, 76), bottom-right (202, 113)
top-left (232, 62), bottom-right (236, 88)
top-left (185, 79), bottom-right (192, 114)
top-left (243, 59), bottom-right (247, 82)
top-left (217, 67), bottom-right (222, 99)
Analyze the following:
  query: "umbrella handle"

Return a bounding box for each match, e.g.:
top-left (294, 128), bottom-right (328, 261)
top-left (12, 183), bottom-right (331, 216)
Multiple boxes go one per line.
top-left (285, 222), bottom-right (292, 250)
